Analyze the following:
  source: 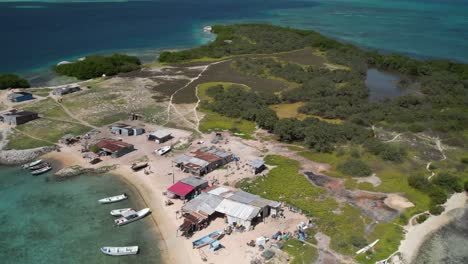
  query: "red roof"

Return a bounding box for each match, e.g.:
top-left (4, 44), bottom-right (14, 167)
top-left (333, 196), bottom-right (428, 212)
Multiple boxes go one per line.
top-left (96, 139), bottom-right (133, 153)
top-left (192, 150), bottom-right (221, 163)
top-left (167, 182), bottom-right (194, 197)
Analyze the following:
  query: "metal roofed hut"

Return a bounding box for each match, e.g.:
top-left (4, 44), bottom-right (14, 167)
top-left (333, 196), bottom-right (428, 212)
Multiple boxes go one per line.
top-left (0, 109), bottom-right (39, 125)
top-left (249, 159), bottom-right (266, 174)
top-left (7, 92), bottom-right (33, 103)
top-left (166, 176), bottom-right (209, 200)
top-left (148, 130), bottom-right (172, 143)
top-left (95, 139), bottom-right (135, 158)
top-left (173, 146), bottom-right (233, 176)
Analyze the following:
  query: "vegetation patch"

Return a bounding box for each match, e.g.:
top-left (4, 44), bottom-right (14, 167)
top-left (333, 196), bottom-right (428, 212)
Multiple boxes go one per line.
top-left (199, 110), bottom-right (255, 139)
top-left (273, 47), bottom-right (326, 66)
top-left (0, 74), bottom-right (30, 89)
top-left (6, 131), bottom-right (54, 150)
top-left (29, 88), bottom-right (51, 97)
top-left (15, 119), bottom-right (91, 145)
top-left (22, 98), bottom-right (70, 120)
top-left (53, 54), bottom-right (141, 79)
top-left (283, 239), bottom-right (318, 264)
top-left (238, 155), bottom-right (371, 256)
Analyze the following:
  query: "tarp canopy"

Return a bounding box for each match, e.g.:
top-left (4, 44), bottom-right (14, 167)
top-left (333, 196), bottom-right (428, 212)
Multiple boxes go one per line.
top-left (167, 182), bottom-right (194, 197)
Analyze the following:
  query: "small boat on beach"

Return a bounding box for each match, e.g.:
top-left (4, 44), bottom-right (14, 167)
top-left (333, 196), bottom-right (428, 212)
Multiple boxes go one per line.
top-left (156, 146), bottom-right (171, 156)
top-left (22, 159), bottom-right (42, 169)
top-left (30, 162), bottom-right (50, 171)
top-left (99, 194), bottom-right (128, 204)
top-left (110, 208), bottom-right (132, 216)
top-left (31, 165), bottom-right (52, 176)
top-left (131, 162), bottom-right (148, 171)
top-left (100, 246), bottom-right (139, 256)
top-left (114, 208), bottom-right (150, 226)
top-left (192, 230), bottom-right (224, 249)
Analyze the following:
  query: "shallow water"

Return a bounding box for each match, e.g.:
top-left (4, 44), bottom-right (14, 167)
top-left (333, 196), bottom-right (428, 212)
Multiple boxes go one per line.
top-left (413, 208), bottom-right (468, 264)
top-left (366, 68), bottom-right (417, 101)
top-left (0, 165), bottom-right (162, 264)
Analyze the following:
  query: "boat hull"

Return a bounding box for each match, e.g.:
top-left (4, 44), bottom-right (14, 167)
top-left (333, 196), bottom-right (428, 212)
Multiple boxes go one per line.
top-left (100, 246), bottom-right (139, 256)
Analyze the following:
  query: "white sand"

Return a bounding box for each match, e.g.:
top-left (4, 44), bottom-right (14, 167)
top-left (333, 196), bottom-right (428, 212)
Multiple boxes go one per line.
top-left (44, 125), bottom-right (308, 264)
top-left (398, 192), bottom-right (467, 263)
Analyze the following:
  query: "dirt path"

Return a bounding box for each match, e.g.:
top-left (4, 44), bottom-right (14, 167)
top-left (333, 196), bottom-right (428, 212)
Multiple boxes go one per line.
top-left (13, 128), bottom-right (55, 145)
top-left (164, 61), bottom-right (227, 133)
top-left (52, 98), bottom-right (98, 129)
top-left (0, 126), bottom-right (11, 150)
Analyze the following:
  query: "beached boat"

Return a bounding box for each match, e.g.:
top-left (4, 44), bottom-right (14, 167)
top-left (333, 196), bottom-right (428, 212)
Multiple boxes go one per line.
top-left (100, 246), bottom-right (139, 256)
top-left (131, 162), bottom-right (148, 171)
top-left (99, 194), bottom-right (128, 204)
top-left (31, 165), bottom-right (52, 176)
top-left (30, 162), bottom-right (50, 170)
top-left (114, 208), bottom-right (150, 226)
top-left (110, 208), bottom-right (132, 216)
top-left (192, 230), bottom-right (224, 249)
top-left (356, 239), bottom-right (380, 254)
top-left (22, 159), bottom-right (42, 169)
top-left (156, 146), bottom-right (171, 156)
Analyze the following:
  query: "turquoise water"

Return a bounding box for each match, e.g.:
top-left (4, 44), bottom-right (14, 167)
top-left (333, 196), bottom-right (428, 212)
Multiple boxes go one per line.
top-left (1, 0), bottom-right (468, 80)
top-left (0, 165), bottom-right (162, 264)
top-left (414, 208), bottom-right (468, 264)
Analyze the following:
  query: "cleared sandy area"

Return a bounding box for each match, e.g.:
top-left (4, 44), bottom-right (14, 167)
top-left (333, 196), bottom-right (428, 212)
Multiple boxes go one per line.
top-left (43, 124), bottom-right (308, 264)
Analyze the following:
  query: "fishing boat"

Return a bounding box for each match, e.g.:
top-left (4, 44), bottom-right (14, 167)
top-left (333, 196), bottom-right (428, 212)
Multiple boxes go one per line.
top-left (192, 230), bottom-right (224, 249)
top-left (22, 159), bottom-right (42, 169)
top-left (31, 165), bottom-right (52, 176)
top-left (100, 246), bottom-right (139, 256)
top-left (110, 208), bottom-right (132, 216)
top-left (30, 162), bottom-right (50, 170)
top-left (114, 208), bottom-right (150, 226)
top-left (99, 193), bottom-right (128, 204)
top-left (156, 146), bottom-right (171, 156)
top-left (131, 162), bottom-right (148, 171)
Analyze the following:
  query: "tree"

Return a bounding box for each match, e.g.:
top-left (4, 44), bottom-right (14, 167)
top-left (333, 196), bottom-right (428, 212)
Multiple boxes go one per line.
top-left (432, 173), bottom-right (463, 193)
top-left (337, 159), bottom-right (372, 177)
top-left (274, 118), bottom-right (305, 142)
top-left (0, 74), bottom-right (30, 89)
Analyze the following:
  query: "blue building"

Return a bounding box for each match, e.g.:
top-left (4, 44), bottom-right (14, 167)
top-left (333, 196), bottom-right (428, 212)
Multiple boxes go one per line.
top-left (7, 92), bottom-right (33, 103)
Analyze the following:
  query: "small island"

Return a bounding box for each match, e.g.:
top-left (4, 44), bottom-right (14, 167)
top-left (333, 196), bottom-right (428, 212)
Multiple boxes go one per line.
top-left (0, 24), bottom-right (466, 264)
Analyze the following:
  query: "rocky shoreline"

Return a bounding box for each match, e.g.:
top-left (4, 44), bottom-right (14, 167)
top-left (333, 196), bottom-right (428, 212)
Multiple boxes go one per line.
top-left (52, 164), bottom-right (117, 181)
top-left (0, 146), bottom-right (57, 165)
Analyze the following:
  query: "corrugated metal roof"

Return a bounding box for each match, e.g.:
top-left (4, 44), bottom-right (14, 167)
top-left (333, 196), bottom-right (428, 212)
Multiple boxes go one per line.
top-left (179, 176), bottom-right (208, 188)
top-left (207, 187), bottom-right (230, 196)
top-left (249, 159), bottom-right (265, 169)
top-left (167, 182), bottom-right (194, 197)
top-left (150, 130), bottom-right (171, 139)
top-left (182, 193), bottom-right (223, 215)
top-left (215, 199), bottom-right (260, 221)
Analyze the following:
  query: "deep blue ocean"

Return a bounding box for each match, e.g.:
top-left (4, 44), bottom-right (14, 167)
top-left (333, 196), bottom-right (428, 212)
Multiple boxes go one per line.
top-left (1, 0), bottom-right (468, 77)
top-left (1, 1), bottom-right (467, 263)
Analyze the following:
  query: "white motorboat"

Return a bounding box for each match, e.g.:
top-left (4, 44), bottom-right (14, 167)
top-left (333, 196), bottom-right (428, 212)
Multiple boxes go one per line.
top-left (22, 159), bottom-right (42, 169)
top-left (156, 146), bottom-right (171, 156)
top-left (110, 208), bottom-right (132, 216)
top-left (31, 165), bottom-right (52, 176)
top-left (114, 208), bottom-right (150, 226)
top-left (100, 246), bottom-right (139, 256)
top-left (99, 193), bottom-right (128, 204)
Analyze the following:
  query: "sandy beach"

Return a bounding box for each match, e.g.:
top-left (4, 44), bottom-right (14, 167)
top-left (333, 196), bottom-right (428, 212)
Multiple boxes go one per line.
top-left (398, 192), bottom-right (467, 263)
top-left (42, 124), bottom-right (309, 264)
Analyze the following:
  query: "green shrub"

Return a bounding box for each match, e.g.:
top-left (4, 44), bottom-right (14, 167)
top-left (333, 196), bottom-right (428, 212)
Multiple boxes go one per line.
top-left (0, 74), bottom-right (30, 89)
top-left (416, 214), bottom-right (428, 224)
top-left (432, 173), bottom-right (463, 193)
top-left (90, 145), bottom-right (100, 153)
top-left (464, 180), bottom-right (468, 192)
top-left (53, 54), bottom-right (141, 79)
top-left (337, 159), bottom-right (372, 177)
top-left (429, 204), bottom-right (444, 215)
